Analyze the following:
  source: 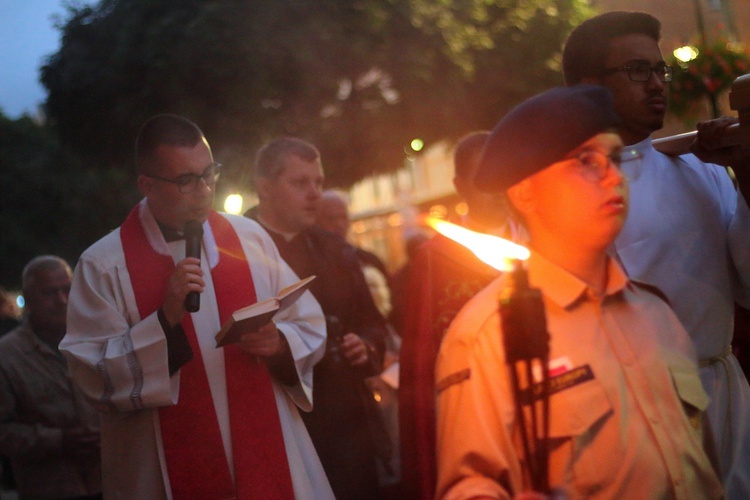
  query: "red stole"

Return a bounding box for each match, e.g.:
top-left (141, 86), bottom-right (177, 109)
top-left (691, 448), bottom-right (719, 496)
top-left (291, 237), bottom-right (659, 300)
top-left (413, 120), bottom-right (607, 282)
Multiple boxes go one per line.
top-left (120, 204), bottom-right (294, 499)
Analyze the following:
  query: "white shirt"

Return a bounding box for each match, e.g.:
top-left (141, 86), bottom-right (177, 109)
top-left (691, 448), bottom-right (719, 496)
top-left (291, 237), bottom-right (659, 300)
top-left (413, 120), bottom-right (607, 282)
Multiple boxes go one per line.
top-left (615, 137), bottom-right (750, 496)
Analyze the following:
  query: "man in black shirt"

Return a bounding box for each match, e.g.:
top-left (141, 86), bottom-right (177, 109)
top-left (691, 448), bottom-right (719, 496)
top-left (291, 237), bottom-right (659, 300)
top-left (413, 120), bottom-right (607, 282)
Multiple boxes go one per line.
top-left (245, 137), bottom-right (388, 500)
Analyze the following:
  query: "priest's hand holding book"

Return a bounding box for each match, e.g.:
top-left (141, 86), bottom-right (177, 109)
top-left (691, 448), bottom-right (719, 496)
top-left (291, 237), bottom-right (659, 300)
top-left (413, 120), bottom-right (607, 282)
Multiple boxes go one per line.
top-left (237, 321), bottom-right (287, 357)
top-left (214, 275), bottom-right (315, 348)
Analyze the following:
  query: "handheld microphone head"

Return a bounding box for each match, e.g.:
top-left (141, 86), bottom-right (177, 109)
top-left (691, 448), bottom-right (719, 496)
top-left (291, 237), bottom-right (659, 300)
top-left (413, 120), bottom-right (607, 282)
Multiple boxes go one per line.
top-left (184, 220), bottom-right (203, 312)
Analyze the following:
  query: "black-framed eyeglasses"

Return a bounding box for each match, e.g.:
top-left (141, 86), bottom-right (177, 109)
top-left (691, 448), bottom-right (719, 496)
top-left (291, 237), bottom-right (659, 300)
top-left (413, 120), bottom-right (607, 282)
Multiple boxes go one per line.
top-left (144, 162), bottom-right (222, 194)
top-left (566, 148), bottom-right (642, 183)
top-left (602, 61), bottom-right (674, 83)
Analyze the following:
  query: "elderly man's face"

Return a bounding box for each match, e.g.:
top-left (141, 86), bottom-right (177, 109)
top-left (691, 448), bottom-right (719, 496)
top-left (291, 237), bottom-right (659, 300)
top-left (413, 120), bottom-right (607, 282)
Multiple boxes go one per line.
top-left (25, 266), bottom-right (71, 342)
top-left (316, 196), bottom-right (350, 238)
top-left (137, 139), bottom-right (216, 231)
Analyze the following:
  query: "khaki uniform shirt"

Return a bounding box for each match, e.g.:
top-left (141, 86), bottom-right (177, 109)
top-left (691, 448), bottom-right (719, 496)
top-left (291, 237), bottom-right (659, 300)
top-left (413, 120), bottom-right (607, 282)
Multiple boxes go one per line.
top-left (436, 252), bottom-right (723, 499)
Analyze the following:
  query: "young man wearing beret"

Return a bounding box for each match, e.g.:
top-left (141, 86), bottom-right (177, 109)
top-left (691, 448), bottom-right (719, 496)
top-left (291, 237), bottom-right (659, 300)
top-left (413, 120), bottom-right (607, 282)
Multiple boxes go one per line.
top-left (434, 86), bottom-right (723, 499)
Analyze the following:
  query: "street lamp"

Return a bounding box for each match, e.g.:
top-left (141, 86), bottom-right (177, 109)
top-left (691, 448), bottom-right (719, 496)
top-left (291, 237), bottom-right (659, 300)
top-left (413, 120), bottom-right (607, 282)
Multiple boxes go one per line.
top-left (224, 194), bottom-right (244, 215)
top-left (674, 45), bottom-right (699, 64)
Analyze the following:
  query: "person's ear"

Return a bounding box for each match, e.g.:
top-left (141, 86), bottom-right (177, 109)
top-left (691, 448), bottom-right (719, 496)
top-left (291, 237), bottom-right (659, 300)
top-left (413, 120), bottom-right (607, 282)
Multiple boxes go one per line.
top-left (255, 177), bottom-right (270, 201)
top-left (136, 175), bottom-right (153, 197)
top-left (506, 179), bottom-right (535, 216)
top-left (581, 75), bottom-right (603, 85)
top-left (453, 176), bottom-right (468, 200)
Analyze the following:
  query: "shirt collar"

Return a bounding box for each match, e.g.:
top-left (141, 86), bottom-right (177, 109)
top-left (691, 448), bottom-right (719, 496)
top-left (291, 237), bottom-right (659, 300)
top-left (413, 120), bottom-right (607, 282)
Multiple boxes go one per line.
top-left (139, 198), bottom-right (220, 269)
top-left (257, 213), bottom-right (299, 242)
top-left (158, 222), bottom-right (185, 242)
top-left (619, 137), bottom-right (654, 182)
top-left (527, 251), bottom-right (628, 309)
top-left (630, 135), bottom-right (653, 153)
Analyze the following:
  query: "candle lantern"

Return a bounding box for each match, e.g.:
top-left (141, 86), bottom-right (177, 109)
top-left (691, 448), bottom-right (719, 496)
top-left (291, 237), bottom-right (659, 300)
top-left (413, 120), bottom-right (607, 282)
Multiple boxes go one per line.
top-left (426, 217), bottom-right (551, 493)
top-left (500, 259), bottom-right (550, 493)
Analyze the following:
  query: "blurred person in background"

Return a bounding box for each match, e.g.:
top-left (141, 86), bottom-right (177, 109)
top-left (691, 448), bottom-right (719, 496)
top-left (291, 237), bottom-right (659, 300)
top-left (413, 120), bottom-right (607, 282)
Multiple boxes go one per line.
top-left (316, 189), bottom-right (402, 496)
top-left (0, 255), bottom-right (102, 499)
top-left (398, 131), bottom-right (520, 499)
top-left (316, 189), bottom-right (392, 313)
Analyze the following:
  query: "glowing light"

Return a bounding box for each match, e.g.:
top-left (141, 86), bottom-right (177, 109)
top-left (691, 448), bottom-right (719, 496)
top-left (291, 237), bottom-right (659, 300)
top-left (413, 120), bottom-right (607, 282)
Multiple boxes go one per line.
top-left (410, 138), bottom-right (424, 152)
top-left (455, 201), bottom-right (469, 216)
top-left (352, 221), bottom-right (367, 234)
top-left (673, 45), bottom-right (699, 63)
top-left (387, 213), bottom-right (404, 227)
top-left (16, 295), bottom-right (25, 308)
top-left (425, 217), bottom-right (530, 271)
top-left (428, 204), bottom-right (448, 219)
top-left (224, 194), bottom-right (244, 215)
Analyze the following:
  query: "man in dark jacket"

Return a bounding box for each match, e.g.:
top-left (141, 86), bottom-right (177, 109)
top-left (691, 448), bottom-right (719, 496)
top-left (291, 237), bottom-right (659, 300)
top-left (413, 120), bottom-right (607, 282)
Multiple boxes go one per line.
top-left (245, 137), bottom-right (388, 500)
top-left (0, 256), bottom-right (102, 499)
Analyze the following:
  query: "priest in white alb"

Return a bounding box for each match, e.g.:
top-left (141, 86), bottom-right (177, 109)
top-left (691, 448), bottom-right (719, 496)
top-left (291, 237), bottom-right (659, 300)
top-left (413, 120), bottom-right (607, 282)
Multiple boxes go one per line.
top-left (61, 114), bottom-right (333, 500)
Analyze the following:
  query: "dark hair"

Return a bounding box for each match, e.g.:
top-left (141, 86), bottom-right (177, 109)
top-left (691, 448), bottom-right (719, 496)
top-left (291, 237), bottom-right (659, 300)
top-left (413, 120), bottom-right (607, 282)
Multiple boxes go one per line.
top-left (454, 131), bottom-right (490, 180)
top-left (563, 11), bottom-right (661, 85)
top-left (254, 137), bottom-right (320, 179)
top-left (135, 114), bottom-right (205, 174)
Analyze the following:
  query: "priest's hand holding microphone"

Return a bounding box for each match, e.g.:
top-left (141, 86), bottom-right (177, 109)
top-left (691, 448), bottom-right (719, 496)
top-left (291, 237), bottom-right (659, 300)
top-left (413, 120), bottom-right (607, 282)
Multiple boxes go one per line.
top-left (161, 220), bottom-right (285, 357)
top-left (161, 220), bottom-right (206, 328)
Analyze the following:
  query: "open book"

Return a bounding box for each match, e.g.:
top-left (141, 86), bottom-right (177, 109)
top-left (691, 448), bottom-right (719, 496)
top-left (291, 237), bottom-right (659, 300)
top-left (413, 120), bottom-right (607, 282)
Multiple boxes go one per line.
top-left (214, 275), bottom-right (316, 348)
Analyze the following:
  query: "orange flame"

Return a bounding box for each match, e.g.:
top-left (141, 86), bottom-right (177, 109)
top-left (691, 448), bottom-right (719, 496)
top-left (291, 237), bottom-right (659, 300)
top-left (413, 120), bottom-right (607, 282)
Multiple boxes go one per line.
top-left (425, 217), bottom-right (530, 271)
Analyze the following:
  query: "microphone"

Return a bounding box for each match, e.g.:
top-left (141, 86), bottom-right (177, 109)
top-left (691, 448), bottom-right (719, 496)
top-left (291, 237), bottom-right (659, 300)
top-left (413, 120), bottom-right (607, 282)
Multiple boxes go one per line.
top-left (184, 220), bottom-right (203, 312)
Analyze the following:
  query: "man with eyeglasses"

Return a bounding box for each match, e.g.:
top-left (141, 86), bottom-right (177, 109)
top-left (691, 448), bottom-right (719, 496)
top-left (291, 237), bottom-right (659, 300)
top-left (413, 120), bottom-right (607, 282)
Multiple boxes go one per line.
top-left (61, 114), bottom-right (334, 499)
top-left (435, 85), bottom-right (723, 499)
top-left (564, 11), bottom-right (750, 497)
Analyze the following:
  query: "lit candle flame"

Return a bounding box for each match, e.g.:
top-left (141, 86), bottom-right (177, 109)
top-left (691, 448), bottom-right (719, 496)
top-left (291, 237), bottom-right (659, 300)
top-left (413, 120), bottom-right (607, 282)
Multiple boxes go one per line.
top-left (425, 217), bottom-right (530, 271)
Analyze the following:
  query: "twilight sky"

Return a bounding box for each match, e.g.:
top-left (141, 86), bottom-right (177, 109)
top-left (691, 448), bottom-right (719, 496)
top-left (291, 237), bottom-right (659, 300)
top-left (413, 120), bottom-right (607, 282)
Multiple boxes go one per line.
top-left (0, 0), bottom-right (67, 118)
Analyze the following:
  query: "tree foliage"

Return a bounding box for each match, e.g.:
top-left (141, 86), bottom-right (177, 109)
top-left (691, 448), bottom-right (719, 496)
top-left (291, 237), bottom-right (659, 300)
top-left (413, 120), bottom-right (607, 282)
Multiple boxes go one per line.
top-left (0, 112), bottom-right (138, 289)
top-left (42, 0), bottom-right (591, 189)
top-left (668, 35), bottom-right (750, 120)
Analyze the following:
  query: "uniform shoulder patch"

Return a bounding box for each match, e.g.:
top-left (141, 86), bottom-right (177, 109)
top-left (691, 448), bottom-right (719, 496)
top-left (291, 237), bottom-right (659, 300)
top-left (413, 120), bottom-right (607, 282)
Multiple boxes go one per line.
top-left (436, 368), bottom-right (471, 393)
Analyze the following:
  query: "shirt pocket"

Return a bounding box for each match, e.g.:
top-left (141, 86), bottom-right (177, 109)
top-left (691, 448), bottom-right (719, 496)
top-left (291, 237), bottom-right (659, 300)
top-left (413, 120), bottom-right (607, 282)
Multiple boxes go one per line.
top-left (668, 363), bottom-right (709, 433)
top-left (544, 376), bottom-right (616, 494)
top-left (547, 376), bottom-right (612, 438)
